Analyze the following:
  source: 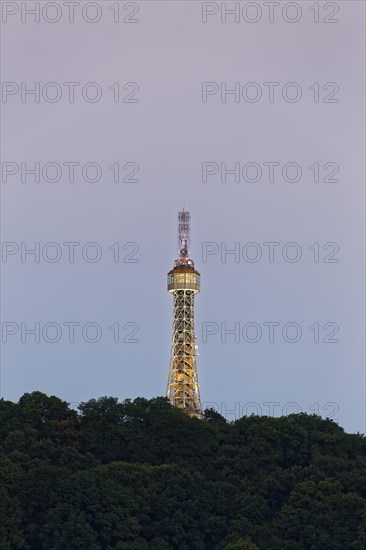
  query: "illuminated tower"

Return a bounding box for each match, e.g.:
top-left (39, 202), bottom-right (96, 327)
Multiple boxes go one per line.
top-left (167, 210), bottom-right (202, 419)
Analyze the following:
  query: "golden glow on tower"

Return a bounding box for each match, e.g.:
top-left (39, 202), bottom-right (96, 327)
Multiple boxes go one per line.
top-left (166, 211), bottom-right (202, 419)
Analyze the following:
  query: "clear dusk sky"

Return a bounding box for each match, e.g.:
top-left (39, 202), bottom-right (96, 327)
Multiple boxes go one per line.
top-left (1, 1), bottom-right (365, 433)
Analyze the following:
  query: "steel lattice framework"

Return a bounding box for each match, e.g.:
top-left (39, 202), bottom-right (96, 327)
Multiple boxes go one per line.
top-left (166, 210), bottom-right (202, 418)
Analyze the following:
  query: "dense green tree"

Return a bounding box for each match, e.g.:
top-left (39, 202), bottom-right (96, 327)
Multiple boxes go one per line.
top-left (0, 393), bottom-right (365, 549)
top-left (0, 454), bottom-right (25, 549)
top-left (263, 479), bottom-right (366, 549)
top-left (221, 538), bottom-right (259, 550)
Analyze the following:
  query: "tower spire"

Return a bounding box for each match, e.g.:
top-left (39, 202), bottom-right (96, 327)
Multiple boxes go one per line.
top-left (177, 209), bottom-right (191, 263)
top-left (167, 210), bottom-right (202, 418)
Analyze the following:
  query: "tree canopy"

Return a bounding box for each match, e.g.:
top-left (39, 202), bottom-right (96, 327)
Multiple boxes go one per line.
top-left (0, 392), bottom-right (365, 549)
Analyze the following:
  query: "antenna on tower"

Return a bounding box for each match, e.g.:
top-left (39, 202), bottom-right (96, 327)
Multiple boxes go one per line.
top-left (176, 210), bottom-right (194, 268)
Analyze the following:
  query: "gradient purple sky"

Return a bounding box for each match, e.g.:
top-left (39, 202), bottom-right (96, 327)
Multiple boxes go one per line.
top-left (1, 1), bottom-right (365, 433)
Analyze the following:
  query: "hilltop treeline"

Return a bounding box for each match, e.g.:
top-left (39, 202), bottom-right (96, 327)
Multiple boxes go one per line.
top-left (0, 392), bottom-right (365, 549)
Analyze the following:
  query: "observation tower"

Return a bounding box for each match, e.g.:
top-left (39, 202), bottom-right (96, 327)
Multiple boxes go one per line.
top-left (166, 210), bottom-right (202, 419)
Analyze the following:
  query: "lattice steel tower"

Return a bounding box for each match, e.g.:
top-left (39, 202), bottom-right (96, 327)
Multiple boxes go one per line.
top-left (167, 210), bottom-right (202, 419)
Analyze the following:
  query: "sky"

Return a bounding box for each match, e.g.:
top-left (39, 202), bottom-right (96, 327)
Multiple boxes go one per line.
top-left (1, 0), bottom-right (365, 433)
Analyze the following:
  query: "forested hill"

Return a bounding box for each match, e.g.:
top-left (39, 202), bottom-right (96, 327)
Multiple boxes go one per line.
top-left (0, 392), bottom-right (365, 550)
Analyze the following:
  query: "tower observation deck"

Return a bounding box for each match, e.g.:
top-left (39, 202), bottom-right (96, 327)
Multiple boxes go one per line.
top-left (166, 210), bottom-right (202, 419)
